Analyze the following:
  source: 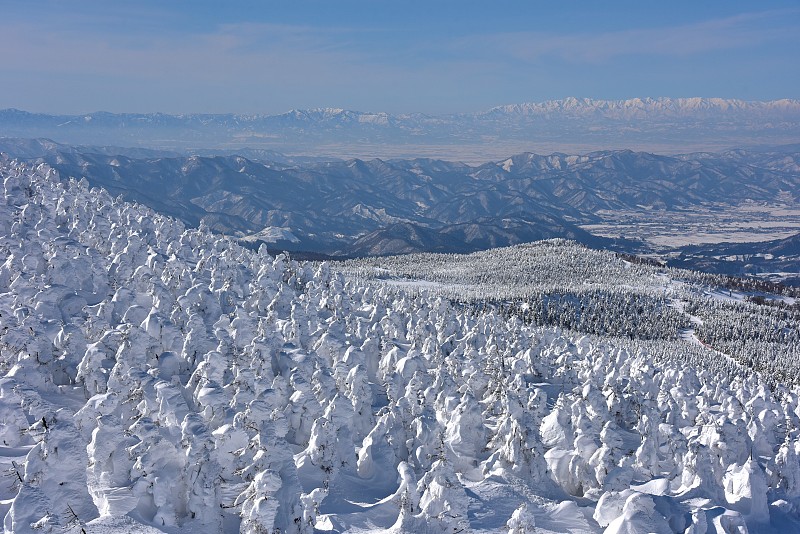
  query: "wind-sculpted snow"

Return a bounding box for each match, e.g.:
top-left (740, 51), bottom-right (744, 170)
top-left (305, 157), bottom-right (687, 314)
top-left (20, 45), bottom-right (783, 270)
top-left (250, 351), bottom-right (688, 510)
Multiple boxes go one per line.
top-left (2, 160), bottom-right (800, 533)
top-left (342, 245), bottom-right (800, 381)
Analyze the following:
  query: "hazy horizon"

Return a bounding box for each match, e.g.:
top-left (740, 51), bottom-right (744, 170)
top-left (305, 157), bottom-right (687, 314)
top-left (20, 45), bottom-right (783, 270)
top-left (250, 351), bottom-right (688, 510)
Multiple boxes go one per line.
top-left (2, 1), bottom-right (798, 115)
top-left (2, 95), bottom-right (800, 118)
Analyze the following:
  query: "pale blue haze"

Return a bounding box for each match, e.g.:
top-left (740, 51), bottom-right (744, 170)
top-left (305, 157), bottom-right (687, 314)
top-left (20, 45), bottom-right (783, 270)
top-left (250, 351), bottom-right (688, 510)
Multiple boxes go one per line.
top-left (1, 0), bottom-right (798, 114)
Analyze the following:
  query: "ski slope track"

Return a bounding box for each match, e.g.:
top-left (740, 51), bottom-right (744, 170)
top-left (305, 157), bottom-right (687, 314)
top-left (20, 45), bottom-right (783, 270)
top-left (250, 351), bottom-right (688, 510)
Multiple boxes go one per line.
top-left (1, 159), bottom-right (800, 533)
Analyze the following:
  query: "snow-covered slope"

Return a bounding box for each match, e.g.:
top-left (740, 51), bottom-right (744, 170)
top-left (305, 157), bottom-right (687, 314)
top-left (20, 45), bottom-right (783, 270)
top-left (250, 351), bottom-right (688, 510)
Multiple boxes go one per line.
top-left (2, 159), bottom-right (800, 533)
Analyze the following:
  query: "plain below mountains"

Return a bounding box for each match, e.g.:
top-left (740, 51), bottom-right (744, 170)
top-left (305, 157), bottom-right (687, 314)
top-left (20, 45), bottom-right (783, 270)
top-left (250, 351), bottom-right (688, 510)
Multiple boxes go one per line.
top-left (2, 97), bottom-right (800, 159)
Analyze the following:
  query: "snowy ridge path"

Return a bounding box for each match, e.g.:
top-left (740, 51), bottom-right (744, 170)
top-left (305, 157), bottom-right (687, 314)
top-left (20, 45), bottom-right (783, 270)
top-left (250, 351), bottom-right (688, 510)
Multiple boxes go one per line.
top-left (1, 160), bottom-right (800, 533)
top-left (683, 288), bottom-right (800, 387)
top-left (670, 293), bottom-right (711, 348)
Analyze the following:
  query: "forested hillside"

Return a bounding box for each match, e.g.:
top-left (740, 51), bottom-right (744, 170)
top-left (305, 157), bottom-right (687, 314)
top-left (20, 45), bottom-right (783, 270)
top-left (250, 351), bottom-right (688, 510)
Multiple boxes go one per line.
top-left (1, 160), bottom-right (799, 533)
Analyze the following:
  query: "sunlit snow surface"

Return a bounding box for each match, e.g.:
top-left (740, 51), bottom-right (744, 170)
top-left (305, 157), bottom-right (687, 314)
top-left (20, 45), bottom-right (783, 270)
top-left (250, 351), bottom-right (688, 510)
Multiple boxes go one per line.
top-left (1, 159), bottom-right (800, 533)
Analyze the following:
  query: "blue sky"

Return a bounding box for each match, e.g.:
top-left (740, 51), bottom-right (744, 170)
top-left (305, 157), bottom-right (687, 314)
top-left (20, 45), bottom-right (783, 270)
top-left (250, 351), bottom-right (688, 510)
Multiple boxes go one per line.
top-left (1, 1), bottom-right (798, 114)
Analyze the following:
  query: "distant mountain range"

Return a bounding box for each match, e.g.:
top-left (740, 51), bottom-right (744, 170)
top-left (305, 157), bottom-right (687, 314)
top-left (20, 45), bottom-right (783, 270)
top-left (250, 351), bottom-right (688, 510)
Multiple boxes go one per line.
top-left (3, 97), bottom-right (799, 159)
top-left (672, 232), bottom-right (800, 281)
top-left (2, 140), bottom-right (796, 269)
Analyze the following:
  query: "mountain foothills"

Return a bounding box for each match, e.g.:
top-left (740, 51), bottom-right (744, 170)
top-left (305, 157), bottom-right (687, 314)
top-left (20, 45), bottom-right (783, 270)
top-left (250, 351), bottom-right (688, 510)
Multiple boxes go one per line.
top-left (2, 159), bottom-right (800, 533)
top-left (2, 98), bottom-right (800, 158)
top-left (2, 137), bottom-right (798, 280)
